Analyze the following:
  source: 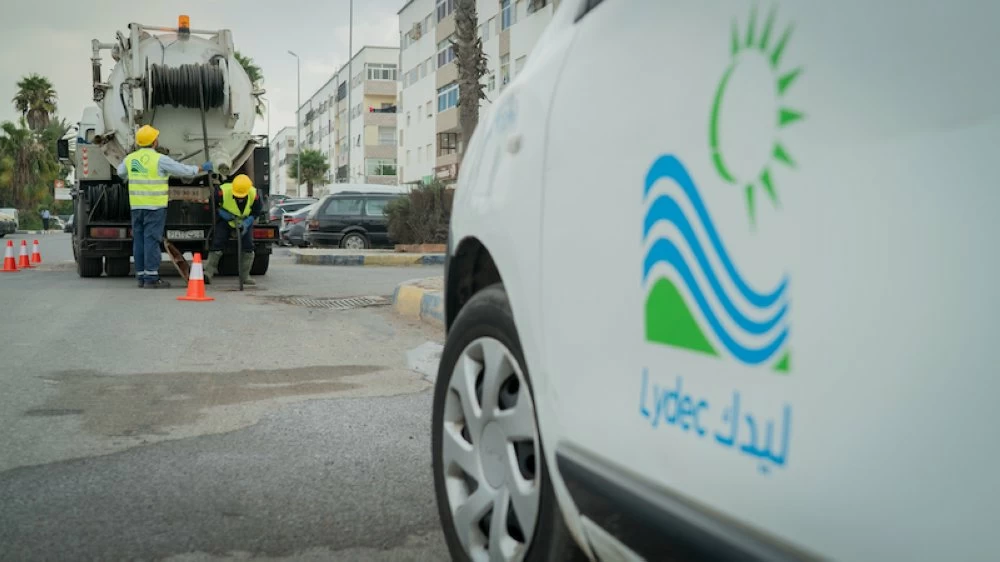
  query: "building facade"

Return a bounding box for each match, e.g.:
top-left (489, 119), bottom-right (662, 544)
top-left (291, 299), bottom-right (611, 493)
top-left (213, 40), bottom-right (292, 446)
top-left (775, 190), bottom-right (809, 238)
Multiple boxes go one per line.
top-left (397, 0), bottom-right (558, 185)
top-left (269, 126), bottom-right (299, 197)
top-left (297, 45), bottom-right (400, 195)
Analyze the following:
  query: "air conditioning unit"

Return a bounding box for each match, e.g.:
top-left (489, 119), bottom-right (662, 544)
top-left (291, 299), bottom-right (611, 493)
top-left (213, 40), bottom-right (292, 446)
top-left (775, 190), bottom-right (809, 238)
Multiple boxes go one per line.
top-left (412, 22), bottom-right (422, 39)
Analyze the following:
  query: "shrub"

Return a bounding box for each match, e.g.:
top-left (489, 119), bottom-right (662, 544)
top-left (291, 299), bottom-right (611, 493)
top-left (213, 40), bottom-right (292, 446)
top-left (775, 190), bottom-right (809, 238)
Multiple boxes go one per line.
top-left (386, 181), bottom-right (454, 244)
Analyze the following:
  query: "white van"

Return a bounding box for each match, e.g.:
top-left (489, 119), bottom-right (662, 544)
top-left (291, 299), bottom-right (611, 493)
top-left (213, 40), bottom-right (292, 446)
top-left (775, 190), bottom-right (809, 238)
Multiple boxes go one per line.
top-left (431, 1), bottom-right (997, 561)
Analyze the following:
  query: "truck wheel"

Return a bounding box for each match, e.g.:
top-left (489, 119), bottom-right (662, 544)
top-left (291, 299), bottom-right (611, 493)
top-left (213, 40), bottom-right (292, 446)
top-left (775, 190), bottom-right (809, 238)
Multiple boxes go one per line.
top-left (78, 257), bottom-right (103, 278)
top-left (219, 254), bottom-right (238, 276)
top-left (250, 253), bottom-right (270, 276)
top-left (105, 257), bottom-right (131, 277)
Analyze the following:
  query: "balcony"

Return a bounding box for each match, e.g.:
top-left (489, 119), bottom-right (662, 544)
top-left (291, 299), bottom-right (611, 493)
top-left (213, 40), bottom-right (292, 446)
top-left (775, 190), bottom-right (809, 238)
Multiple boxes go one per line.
top-left (364, 80), bottom-right (397, 96)
top-left (364, 143), bottom-right (397, 159)
top-left (364, 109), bottom-right (398, 127)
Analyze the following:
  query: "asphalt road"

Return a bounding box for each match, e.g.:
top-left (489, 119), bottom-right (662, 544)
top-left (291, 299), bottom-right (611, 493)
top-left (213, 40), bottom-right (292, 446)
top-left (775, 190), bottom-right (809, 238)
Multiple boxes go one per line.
top-left (0, 233), bottom-right (449, 561)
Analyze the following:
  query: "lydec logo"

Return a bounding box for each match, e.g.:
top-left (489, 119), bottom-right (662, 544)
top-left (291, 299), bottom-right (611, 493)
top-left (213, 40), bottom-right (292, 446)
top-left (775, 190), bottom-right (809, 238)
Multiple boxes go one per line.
top-left (642, 5), bottom-right (803, 373)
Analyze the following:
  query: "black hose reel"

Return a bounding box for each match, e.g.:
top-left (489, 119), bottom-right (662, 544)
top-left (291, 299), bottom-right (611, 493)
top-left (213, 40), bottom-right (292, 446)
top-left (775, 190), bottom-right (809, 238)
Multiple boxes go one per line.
top-left (148, 63), bottom-right (225, 109)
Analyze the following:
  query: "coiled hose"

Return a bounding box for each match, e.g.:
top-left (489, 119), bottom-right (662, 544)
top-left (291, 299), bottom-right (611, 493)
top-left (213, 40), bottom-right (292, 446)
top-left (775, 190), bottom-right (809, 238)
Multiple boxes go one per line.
top-left (149, 64), bottom-right (225, 109)
top-left (85, 184), bottom-right (131, 221)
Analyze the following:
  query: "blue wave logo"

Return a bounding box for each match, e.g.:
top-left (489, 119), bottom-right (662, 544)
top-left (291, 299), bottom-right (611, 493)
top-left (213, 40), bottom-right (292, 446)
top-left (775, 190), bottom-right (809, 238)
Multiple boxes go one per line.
top-left (643, 155), bottom-right (791, 372)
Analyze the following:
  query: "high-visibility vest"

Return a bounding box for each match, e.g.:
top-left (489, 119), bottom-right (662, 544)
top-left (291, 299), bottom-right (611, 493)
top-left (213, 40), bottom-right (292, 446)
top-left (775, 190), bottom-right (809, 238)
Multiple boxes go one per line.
top-left (219, 183), bottom-right (258, 228)
top-left (124, 148), bottom-right (169, 209)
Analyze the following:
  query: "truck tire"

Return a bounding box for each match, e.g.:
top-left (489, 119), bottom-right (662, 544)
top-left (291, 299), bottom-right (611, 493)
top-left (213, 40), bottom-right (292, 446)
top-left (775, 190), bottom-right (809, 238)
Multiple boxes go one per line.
top-left (219, 254), bottom-right (238, 276)
top-left (78, 257), bottom-right (103, 278)
top-left (250, 253), bottom-right (270, 276)
top-left (105, 257), bottom-right (131, 277)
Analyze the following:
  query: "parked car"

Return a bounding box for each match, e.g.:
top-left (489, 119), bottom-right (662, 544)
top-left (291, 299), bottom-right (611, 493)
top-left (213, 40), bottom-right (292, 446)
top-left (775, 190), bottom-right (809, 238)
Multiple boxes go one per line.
top-left (64, 215), bottom-right (74, 233)
top-left (303, 191), bottom-right (401, 249)
top-left (268, 198), bottom-right (317, 224)
top-left (278, 204), bottom-right (314, 247)
top-left (431, 1), bottom-right (995, 562)
top-left (0, 213), bottom-right (14, 238)
top-left (0, 208), bottom-right (19, 232)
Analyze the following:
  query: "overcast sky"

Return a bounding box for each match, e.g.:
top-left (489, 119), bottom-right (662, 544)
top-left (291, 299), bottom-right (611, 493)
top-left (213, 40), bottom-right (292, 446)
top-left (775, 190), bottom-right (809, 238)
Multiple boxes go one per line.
top-left (0, 0), bottom-right (401, 138)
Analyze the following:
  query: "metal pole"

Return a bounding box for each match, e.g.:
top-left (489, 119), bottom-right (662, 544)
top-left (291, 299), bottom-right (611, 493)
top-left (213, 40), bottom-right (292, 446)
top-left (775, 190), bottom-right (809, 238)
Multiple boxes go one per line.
top-left (347, 0), bottom-right (353, 182)
top-left (289, 50), bottom-right (302, 197)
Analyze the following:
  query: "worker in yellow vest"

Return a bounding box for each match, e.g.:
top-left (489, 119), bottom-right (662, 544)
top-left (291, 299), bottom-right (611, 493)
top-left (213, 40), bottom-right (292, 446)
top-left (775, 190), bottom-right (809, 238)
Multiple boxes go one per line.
top-left (116, 124), bottom-right (211, 288)
top-left (203, 174), bottom-right (262, 285)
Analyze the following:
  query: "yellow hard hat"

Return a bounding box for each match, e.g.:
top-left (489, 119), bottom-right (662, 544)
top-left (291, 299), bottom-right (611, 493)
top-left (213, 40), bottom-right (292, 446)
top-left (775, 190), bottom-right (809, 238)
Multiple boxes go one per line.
top-left (232, 174), bottom-right (252, 197)
top-left (136, 125), bottom-right (159, 147)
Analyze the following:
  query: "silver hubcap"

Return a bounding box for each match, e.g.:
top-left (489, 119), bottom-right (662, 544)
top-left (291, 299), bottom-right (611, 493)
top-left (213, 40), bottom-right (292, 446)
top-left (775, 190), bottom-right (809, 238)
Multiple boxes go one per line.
top-left (344, 236), bottom-right (364, 249)
top-left (442, 337), bottom-right (540, 562)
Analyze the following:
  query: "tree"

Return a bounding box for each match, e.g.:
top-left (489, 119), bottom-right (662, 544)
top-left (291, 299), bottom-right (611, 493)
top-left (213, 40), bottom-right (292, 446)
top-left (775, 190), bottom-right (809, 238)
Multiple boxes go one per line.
top-left (234, 51), bottom-right (265, 117)
top-left (453, 0), bottom-right (489, 155)
top-left (0, 119), bottom-right (62, 209)
top-left (287, 149), bottom-right (329, 197)
top-left (12, 74), bottom-right (57, 132)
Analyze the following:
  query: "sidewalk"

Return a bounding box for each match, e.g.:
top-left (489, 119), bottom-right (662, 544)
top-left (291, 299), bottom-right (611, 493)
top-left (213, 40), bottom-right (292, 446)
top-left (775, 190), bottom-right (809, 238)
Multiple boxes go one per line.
top-left (392, 276), bottom-right (444, 330)
top-left (291, 248), bottom-right (445, 267)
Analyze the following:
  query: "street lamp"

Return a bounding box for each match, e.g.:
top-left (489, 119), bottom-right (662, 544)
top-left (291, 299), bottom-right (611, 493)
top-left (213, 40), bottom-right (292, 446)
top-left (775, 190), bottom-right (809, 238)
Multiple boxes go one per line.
top-left (288, 50), bottom-right (302, 197)
top-left (347, 0), bottom-right (353, 182)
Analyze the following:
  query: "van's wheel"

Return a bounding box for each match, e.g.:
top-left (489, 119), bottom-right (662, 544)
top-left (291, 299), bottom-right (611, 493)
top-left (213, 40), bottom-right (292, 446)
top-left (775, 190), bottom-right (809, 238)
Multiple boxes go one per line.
top-left (340, 232), bottom-right (369, 250)
top-left (77, 257), bottom-right (103, 278)
top-left (250, 253), bottom-right (270, 276)
top-left (105, 257), bottom-right (131, 277)
top-left (432, 284), bottom-right (585, 562)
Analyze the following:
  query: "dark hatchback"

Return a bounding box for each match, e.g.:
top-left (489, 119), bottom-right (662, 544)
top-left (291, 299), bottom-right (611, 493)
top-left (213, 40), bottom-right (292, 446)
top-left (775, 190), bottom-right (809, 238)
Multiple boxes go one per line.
top-left (304, 191), bottom-right (401, 249)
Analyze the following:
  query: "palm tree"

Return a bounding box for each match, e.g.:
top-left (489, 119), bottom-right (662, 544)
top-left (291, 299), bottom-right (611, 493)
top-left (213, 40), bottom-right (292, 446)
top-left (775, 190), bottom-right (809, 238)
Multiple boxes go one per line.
top-left (12, 74), bottom-right (58, 132)
top-left (453, 0), bottom-right (488, 156)
top-left (288, 149), bottom-right (329, 197)
top-left (0, 119), bottom-right (61, 208)
top-left (234, 51), bottom-right (265, 117)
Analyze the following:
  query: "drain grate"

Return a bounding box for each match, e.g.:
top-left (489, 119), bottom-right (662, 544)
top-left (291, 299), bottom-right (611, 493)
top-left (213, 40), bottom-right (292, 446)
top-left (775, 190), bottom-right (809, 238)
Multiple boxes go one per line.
top-left (266, 295), bottom-right (390, 310)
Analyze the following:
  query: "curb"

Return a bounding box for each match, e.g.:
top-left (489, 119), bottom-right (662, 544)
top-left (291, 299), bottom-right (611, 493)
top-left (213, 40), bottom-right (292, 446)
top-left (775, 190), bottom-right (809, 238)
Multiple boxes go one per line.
top-left (292, 251), bottom-right (445, 266)
top-left (392, 278), bottom-right (444, 329)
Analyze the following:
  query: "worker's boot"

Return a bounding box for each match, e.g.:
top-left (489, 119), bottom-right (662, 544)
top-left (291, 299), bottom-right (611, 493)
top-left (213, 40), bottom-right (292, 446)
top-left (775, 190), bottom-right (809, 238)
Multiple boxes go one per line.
top-left (239, 252), bottom-right (256, 286)
top-left (204, 251), bottom-right (223, 285)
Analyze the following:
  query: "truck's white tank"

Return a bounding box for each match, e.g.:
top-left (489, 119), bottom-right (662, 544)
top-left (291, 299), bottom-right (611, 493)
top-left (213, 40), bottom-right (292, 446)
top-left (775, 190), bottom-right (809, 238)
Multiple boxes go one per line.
top-left (98, 29), bottom-right (256, 176)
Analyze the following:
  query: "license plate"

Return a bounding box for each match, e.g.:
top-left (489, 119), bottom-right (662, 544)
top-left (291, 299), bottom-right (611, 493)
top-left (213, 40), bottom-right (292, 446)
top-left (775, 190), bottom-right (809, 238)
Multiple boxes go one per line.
top-left (167, 230), bottom-right (204, 240)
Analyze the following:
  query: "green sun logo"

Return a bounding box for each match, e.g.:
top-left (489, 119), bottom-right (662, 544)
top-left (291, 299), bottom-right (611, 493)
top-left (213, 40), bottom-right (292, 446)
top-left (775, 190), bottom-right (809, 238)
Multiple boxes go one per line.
top-left (709, 5), bottom-right (804, 226)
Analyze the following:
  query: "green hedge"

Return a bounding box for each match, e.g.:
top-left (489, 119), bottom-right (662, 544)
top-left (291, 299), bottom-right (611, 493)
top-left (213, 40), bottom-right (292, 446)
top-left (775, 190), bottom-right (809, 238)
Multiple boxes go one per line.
top-left (386, 181), bottom-right (453, 244)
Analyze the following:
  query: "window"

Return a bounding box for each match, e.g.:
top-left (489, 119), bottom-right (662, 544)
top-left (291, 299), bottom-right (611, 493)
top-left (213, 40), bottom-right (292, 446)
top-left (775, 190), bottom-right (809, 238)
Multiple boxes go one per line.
top-left (487, 73), bottom-right (496, 91)
top-left (407, 112), bottom-right (411, 125)
top-left (427, 57), bottom-right (435, 72)
top-left (367, 63), bottom-right (397, 81)
top-left (426, 144), bottom-right (432, 158)
top-left (437, 36), bottom-right (456, 67)
top-left (366, 158), bottom-right (397, 176)
top-left (500, 55), bottom-right (510, 87)
top-left (365, 198), bottom-right (391, 216)
top-left (399, 129), bottom-right (404, 146)
top-left (501, 0), bottom-right (513, 30)
top-left (528, 0), bottom-right (547, 14)
top-left (426, 101), bottom-right (432, 118)
top-left (406, 150), bottom-right (411, 164)
top-left (418, 146), bottom-right (423, 161)
top-left (515, 56), bottom-right (526, 76)
top-left (324, 198), bottom-right (363, 216)
top-left (436, 0), bottom-right (455, 22)
top-left (516, 0), bottom-right (526, 22)
top-left (437, 82), bottom-right (459, 112)
top-left (378, 126), bottom-right (396, 145)
top-left (419, 62), bottom-right (427, 80)
top-left (480, 21), bottom-right (490, 42)
top-left (424, 14), bottom-right (433, 31)
top-left (438, 132), bottom-right (459, 156)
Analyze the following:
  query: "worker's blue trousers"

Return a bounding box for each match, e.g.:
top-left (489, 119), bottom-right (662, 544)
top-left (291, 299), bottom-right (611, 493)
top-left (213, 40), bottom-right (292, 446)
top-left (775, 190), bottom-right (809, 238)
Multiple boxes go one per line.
top-left (131, 208), bottom-right (167, 282)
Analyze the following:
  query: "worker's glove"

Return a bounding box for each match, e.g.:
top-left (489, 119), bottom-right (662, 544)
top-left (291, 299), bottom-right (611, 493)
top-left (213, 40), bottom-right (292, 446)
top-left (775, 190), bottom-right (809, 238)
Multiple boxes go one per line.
top-left (201, 161), bottom-right (213, 172)
top-left (241, 217), bottom-right (254, 230)
top-left (218, 209), bottom-right (235, 221)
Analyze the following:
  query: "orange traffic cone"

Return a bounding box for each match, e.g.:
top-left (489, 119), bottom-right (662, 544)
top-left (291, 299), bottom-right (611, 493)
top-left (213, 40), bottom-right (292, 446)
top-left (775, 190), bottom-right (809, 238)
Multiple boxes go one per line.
top-left (1, 240), bottom-right (17, 272)
top-left (177, 253), bottom-right (214, 302)
top-left (17, 240), bottom-right (34, 269)
top-left (30, 240), bottom-right (41, 264)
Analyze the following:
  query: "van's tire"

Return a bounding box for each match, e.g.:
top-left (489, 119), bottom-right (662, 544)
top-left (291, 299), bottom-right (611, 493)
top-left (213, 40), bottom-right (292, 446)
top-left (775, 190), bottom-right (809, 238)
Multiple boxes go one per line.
top-left (431, 283), bottom-right (586, 562)
top-left (340, 232), bottom-right (369, 250)
top-left (250, 253), bottom-right (270, 276)
top-left (105, 257), bottom-right (131, 277)
top-left (78, 257), bottom-right (103, 278)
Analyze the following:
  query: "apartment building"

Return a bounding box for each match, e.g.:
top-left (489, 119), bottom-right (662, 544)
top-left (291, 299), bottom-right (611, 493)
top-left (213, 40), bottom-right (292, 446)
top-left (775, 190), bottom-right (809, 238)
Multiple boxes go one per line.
top-left (269, 126), bottom-right (299, 196)
top-left (397, 0), bottom-right (559, 185)
top-left (297, 45), bottom-right (400, 195)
